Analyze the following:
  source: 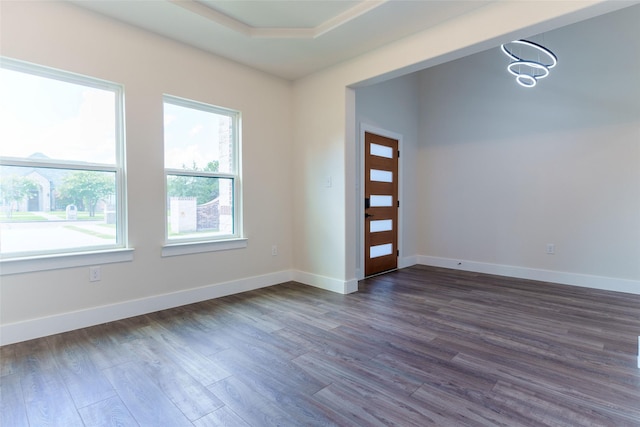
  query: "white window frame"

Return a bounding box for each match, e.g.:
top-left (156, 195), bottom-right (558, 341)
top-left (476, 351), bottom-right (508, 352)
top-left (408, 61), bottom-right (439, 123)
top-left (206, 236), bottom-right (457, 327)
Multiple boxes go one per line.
top-left (0, 57), bottom-right (131, 273)
top-left (161, 95), bottom-right (245, 257)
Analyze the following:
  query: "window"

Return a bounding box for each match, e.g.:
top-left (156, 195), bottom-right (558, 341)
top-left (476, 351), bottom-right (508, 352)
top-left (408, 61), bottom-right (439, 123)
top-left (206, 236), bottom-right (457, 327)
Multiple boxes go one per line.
top-left (0, 58), bottom-right (126, 260)
top-left (163, 95), bottom-right (241, 247)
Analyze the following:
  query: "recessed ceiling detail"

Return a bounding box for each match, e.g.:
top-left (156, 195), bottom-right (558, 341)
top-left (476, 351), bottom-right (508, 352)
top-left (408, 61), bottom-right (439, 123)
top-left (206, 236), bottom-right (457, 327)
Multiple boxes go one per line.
top-left (170, 0), bottom-right (387, 39)
top-left (198, 0), bottom-right (360, 28)
top-left (68, 0), bottom-right (494, 79)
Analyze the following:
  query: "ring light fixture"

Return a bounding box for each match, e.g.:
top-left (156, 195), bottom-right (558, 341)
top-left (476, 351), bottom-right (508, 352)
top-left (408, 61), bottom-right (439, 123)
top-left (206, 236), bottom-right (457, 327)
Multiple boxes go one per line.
top-left (501, 39), bottom-right (557, 88)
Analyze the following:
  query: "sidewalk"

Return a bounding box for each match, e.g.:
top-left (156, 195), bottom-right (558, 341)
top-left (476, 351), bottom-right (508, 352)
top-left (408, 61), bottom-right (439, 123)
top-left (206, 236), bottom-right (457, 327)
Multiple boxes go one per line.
top-left (0, 214), bottom-right (116, 254)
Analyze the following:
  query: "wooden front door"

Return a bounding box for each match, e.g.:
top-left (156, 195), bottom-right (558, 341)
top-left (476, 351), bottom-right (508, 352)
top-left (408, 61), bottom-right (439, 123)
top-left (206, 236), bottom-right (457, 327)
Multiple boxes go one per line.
top-left (364, 132), bottom-right (398, 277)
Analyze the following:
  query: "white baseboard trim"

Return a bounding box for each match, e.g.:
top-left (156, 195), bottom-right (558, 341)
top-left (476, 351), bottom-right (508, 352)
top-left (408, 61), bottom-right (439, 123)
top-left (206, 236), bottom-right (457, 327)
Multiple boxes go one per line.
top-left (293, 270), bottom-right (358, 294)
top-left (8, 256), bottom-right (631, 346)
top-left (399, 255), bottom-right (418, 269)
top-left (0, 270), bottom-right (293, 346)
top-left (418, 255), bottom-right (640, 295)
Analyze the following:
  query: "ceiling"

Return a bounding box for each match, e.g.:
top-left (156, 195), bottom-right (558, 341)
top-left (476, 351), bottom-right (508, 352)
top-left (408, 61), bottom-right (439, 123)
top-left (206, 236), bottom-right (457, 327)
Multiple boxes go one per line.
top-left (70, 0), bottom-right (492, 80)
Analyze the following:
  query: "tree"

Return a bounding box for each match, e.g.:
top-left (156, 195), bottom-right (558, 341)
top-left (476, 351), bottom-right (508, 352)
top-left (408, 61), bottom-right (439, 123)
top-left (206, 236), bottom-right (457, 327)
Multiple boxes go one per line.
top-left (0, 174), bottom-right (39, 217)
top-left (58, 171), bottom-right (114, 217)
top-left (167, 161), bottom-right (220, 205)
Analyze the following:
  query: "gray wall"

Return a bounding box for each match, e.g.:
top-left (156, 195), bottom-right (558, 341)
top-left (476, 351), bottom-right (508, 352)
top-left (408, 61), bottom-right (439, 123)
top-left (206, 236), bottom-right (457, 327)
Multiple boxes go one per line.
top-left (416, 6), bottom-right (640, 282)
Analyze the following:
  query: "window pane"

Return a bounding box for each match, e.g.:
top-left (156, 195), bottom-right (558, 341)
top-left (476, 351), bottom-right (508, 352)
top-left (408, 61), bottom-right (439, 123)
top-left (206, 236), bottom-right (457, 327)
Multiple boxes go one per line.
top-left (0, 68), bottom-right (117, 165)
top-left (370, 219), bottom-right (392, 232)
top-left (370, 195), bottom-right (393, 207)
top-left (370, 143), bottom-right (393, 158)
top-left (370, 169), bottom-right (392, 182)
top-left (163, 95), bottom-right (241, 245)
top-left (163, 101), bottom-right (234, 173)
top-left (0, 167), bottom-right (117, 255)
top-left (167, 175), bottom-right (234, 239)
top-left (0, 59), bottom-right (124, 259)
top-left (370, 243), bottom-right (392, 258)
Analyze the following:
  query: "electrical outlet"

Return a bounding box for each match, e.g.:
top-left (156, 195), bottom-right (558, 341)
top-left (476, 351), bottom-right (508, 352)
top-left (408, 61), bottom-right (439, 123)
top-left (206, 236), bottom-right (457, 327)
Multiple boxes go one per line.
top-left (546, 243), bottom-right (555, 255)
top-left (89, 266), bottom-right (101, 282)
top-left (271, 245), bottom-right (278, 256)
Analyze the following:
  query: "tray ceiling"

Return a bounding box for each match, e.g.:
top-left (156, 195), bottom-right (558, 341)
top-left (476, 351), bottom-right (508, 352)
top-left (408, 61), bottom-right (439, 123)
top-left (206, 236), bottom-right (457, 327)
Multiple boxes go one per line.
top-left (70, 0), bottom-right (491, 80)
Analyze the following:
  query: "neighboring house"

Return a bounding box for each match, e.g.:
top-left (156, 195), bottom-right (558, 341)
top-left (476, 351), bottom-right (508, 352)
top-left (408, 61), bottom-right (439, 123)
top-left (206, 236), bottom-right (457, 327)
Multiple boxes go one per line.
top-left (1, 153), bottom-right (116, 214)
top-left (21, 170), bottom-right (53, 212)
top-left (0, 153), bottom-right (64, 212)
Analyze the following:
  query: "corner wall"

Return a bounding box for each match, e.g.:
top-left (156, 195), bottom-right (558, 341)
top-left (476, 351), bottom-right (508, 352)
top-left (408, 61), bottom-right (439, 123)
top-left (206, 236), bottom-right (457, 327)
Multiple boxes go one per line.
top-left (0, 1), bottom-right (294, 343)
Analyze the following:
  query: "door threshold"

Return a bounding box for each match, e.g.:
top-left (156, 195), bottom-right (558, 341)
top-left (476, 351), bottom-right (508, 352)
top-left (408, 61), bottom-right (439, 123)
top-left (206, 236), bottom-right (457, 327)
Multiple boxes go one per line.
top-left (364, 268), bottom-right (398, 279)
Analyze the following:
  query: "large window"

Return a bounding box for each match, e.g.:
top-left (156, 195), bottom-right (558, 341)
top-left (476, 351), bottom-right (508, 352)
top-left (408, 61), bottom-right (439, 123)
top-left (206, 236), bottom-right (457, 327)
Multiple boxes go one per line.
top-left (163, 95), bottom-right (241, 245)
top-left (0, 58), bottom-right (126, 259)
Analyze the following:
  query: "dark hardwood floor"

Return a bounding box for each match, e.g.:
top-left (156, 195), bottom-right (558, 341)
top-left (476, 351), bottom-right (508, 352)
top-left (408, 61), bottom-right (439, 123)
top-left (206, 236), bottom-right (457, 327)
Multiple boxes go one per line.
top-left (1, 265), bottom-right (639, 426)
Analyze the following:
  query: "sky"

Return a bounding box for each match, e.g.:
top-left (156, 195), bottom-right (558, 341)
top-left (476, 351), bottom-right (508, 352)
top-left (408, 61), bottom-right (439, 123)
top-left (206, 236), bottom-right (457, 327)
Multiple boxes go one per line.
top-left (0, 68), bottom-right (116, 165)
top-left (163, 101), bottom-right (222, 171)
top-left (0, 67), bottom-right (226, 171)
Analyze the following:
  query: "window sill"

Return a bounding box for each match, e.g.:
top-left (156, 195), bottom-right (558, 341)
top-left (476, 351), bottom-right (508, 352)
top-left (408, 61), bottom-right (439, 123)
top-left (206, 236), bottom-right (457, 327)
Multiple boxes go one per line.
top-left (0, 248), bottom-right (135, 276)
top-left (162, 238), bottom-right (248, 257)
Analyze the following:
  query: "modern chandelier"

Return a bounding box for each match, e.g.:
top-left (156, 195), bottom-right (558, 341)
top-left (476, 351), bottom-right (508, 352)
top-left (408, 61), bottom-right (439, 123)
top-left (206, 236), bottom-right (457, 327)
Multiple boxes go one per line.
top-left (500, 40), bottom-right (557, 88)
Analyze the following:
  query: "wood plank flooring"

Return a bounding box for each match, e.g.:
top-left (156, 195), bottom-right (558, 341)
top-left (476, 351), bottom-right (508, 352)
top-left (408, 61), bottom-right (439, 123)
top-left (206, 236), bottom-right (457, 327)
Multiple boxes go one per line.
top-left (1, 265), bottom-right (639, 426)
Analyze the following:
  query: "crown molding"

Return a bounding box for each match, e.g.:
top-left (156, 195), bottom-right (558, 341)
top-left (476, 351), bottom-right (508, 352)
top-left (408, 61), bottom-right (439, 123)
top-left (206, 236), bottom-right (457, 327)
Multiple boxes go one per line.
top-left (168, 0), bottom-right (387, 39)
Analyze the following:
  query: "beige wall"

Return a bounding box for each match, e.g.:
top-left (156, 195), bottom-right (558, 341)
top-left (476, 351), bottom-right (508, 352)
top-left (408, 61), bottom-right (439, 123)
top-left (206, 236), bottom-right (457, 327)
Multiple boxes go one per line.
top-left (0, 1), bottom-right (293, 329)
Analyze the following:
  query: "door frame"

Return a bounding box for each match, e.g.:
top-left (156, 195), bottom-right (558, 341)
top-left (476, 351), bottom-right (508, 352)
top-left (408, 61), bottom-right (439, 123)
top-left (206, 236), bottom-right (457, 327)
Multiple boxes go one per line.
top-left (357, 123), bottom-right (403, 280)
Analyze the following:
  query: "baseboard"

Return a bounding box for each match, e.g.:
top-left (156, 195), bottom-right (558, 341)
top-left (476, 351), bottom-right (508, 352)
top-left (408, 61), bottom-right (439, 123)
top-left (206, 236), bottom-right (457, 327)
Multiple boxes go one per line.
top-left (399, 255), bottom-right (418, 269)
top-left (0, 270), bottom-right (293, 346)
top-left (0, 269), bottom-right (362, 345)
top-left (418, 255), bottom-right (640, 295)
top-left (7, 257), bottom-right (631, 346)
top-left (293, 270), bottom-right (358, 294)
